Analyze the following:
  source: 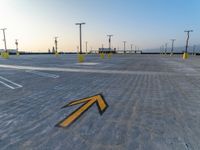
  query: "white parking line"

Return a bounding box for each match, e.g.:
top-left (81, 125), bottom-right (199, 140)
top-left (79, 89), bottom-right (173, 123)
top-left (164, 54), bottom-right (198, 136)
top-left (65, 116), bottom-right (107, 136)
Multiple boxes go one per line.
top-left (0, 64), bottom-right (180, 75)
top-left (25, 70), bottom-right (59, 78)
top-left (0, 76), bottom-right (23, 89)
top-left (75, 62), bottom-right (100, 65)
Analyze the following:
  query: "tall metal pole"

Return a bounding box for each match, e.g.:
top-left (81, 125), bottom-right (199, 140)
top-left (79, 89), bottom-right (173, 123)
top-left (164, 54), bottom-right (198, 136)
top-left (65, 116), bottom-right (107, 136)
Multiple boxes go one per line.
top-left (131, 44), bottom-right (133, 53)
top-left (170, 39), bottom-right (176, 55)
top-left (107, 35), bottom-right (113, 52)
top-left (193, 45), bottom-right (196, 55)
top-left (184, 30), bottom-right (193, 53)
top-left (15, 39), bottom-right (18, 52)
top-left (80, 26), bottom-right (82, 53)
top-left (162, 45), bottom-right (164, 54)
top-left (54, 37), bottom-right (58, 53)
top-left (135, 46), bottom-right (137, 53)
top-left (123, 41), bottom-right (126, 53)
top-left (85, 41), bottom-right (88, 53)
top-left (76, 23), bottom-right (85, 54)
top-left (1, 28), bottom-right (7, 52)
top-left (165, 43), bottom-right (168, 54)
top-left (160, 46), bottom-right (162, 54)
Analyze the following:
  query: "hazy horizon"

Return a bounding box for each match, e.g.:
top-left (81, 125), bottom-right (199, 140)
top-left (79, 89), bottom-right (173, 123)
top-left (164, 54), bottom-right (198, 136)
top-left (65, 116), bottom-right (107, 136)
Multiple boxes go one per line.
top-left (0, 0), bottom-right (200, 52)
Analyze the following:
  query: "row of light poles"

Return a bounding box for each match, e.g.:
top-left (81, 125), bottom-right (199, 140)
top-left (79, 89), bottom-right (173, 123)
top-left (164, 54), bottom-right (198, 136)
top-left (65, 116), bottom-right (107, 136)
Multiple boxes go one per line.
top-left (77, 27), bottom-right (193, 55)
top-left (75, 23), bottom-right (136, 54)
top-left (1, 24), bottom-right (135, 55)
top-left (1, 26), bottom-right (193, 55)
top-left (0, 28), bottom-right (19, 53)
top-left (161, 40), bottom-right (176, 55)
top-left (161, 30), bottom-right (193, 55)
top-left (0, 23), bottom-right (85, 54)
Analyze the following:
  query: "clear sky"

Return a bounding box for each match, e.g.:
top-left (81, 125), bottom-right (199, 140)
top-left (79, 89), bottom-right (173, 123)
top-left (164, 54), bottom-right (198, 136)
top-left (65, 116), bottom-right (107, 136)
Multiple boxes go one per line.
top-left (0, 0), bottom-right (200, 52)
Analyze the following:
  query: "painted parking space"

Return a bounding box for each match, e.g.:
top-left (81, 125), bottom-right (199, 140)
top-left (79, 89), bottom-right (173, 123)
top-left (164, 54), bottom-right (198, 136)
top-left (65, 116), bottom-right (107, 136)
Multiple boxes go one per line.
top-left (0, 76), bottom-right (22, 89)
top-left (25, 70), bottom-right (59, 78)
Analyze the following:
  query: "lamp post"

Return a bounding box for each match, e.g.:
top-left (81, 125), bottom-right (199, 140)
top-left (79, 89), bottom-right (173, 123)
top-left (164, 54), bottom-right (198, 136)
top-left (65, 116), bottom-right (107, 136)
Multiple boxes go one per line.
top-left (54, 36), bottom-right (58, 53)
top-left (184, 30), bottom-right (193, 53)
top-left (165, 43), bottom-right (168, 55)
top-left (15, 39), bottom-right (18, 52)
top-left (1, 28), bottom-right (7, 52)
top-left (123, 41), bottom-right (126, 54)
top-left (131, 44), bottom-right (133, 53)
top-left (76, 23), bottom-right (85, 54)
top-left (170, 39), bottom-right (176, 55)
top-left (107, 35), bottom-right (113, 53)
top-left (85, 41), bottom-right (88, 53)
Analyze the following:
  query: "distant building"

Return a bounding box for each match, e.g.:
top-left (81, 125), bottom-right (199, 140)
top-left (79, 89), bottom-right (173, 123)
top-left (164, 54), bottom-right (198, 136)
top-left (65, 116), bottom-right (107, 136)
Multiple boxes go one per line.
top-left (98, 48), bottom-right (116, 53)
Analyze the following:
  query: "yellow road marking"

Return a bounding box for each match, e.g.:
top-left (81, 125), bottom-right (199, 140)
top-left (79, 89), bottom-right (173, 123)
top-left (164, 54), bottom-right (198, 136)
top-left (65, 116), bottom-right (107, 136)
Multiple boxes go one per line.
top-left (56, 94), bottom-right (108, 128)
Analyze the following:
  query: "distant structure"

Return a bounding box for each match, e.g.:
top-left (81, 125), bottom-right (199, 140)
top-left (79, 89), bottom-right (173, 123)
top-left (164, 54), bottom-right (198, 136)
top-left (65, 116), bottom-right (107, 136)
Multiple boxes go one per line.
top-left (99, 48), bottom-right (116, 53)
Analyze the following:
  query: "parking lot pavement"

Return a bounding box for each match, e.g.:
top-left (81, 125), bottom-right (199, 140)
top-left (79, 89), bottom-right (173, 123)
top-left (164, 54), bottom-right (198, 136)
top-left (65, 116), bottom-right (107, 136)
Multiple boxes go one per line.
top-left (0, 54), bottom-right (200, 150)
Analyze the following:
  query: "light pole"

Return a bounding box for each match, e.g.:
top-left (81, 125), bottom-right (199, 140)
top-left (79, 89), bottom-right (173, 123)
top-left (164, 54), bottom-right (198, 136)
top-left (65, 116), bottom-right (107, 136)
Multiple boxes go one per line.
top-left (85, 41), bottom-right (88, 53)
top-left (54, 36), bottom-right (58, 53)
top-left (165, 43), bottom-right (168, 54)
top-left (162, 45), bottom-right (164, 54)
top-left (131, 44), bottom-right (133, 53)
top-left (15, 39), bottom-right (18, 52)
top-left (1, 28), bottom-right (7, 52)
top-left (160, 46), bottom-right (162, 54)
top-left (193, 45), bottom-right (196, 55)
top-left (76, 23), bottom-right (85, 54)
top-left (170, 39), bottom-right (176, 55)
top-left (107, 35), bottom-right (113, 53)
top-left (184, 30), bottom-right (193, 53)
top-left (123, 41), bottom-right (126, 53)
top-left (101, 44), bottom-right (104, 53)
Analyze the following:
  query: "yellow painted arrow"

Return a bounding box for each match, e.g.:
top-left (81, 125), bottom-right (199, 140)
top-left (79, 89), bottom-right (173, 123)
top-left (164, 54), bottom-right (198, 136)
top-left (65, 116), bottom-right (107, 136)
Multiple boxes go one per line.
top-left (56, 94), bottom-right (108, 128)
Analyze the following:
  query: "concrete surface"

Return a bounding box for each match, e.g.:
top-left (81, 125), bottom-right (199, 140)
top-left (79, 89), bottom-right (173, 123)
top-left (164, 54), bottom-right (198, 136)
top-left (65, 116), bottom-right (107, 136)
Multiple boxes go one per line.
top-left (0, 54), bottom-right (200, 150)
